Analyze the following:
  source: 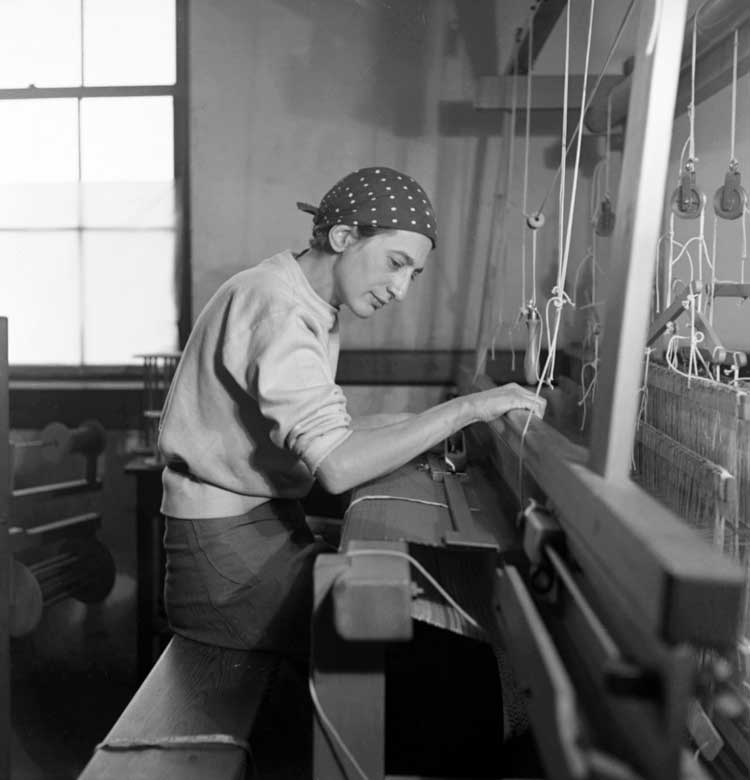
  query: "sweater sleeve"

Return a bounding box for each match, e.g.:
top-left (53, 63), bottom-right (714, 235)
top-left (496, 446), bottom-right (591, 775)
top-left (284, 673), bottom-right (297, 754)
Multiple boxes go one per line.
top-left (223, 309), bottom-right (352, 475)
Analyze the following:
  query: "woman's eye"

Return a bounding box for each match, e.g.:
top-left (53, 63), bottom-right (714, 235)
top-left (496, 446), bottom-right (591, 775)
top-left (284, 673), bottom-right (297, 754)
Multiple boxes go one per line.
top-left (388, 257), bottom-right (401, 270)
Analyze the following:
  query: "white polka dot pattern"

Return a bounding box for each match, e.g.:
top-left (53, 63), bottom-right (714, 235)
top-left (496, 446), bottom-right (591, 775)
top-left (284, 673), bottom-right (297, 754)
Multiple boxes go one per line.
top-left (297, 166), bottom-right (437, 247)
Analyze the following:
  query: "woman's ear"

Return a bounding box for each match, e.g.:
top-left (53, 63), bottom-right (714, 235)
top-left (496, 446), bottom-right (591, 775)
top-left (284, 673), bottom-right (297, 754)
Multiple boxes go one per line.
top-left (328, 224), bottom-right (358, 253)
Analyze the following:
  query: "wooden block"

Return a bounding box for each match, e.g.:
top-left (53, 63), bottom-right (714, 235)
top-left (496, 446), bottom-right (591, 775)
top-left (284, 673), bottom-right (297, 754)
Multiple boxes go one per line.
top-left (79, 636), bottom-right (278, 780)
top-left (470, 399), bottom-right (744, 648)
top-left (476, 74), bottom-right (622, 111)
top-left (312, 555), bottom-right (386, 780)
top-left (334, 541), bottom-right (412, 641)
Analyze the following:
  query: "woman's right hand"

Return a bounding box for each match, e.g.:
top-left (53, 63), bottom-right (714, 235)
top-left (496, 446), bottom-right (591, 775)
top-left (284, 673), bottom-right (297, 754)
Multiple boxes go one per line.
top-left (470, 383), bottom-right (546, 423)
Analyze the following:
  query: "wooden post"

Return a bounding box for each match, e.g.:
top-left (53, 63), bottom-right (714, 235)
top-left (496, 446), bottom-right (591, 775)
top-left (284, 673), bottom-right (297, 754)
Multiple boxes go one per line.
top-left (589, 0), bottom-right (690, 481)
top-left (0, 318), bottom-right (10, 780)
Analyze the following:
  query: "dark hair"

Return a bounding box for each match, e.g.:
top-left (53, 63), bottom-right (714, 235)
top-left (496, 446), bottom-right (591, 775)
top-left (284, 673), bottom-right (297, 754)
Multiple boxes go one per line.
top-left (309, 224), bottom-right (394, 254)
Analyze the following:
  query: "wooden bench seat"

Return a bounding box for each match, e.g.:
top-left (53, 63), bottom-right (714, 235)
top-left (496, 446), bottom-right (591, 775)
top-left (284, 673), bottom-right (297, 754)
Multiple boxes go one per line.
top-left (79, 634), bottom-right (279, 780)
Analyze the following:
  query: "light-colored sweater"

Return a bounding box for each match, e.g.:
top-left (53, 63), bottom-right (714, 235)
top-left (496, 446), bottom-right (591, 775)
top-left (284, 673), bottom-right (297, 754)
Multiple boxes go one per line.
top-left (158, 250), bottom-right (352, 518)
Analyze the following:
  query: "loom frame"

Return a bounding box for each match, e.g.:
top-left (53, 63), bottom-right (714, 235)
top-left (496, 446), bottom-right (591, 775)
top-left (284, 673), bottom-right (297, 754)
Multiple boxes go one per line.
top-left (468, 3), bottom-right (746, 778)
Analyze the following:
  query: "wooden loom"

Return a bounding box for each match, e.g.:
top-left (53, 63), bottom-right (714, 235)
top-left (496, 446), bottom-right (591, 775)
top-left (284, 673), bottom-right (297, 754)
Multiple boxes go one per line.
top-left (310, 3), bottom-right (747, 780)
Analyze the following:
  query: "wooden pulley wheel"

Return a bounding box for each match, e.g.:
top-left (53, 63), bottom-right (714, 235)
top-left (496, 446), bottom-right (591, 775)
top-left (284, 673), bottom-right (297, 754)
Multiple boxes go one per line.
top-left (72, 419), bottom-right (107, 457)
top-left (39, 421), bottom-right (72, 463)
top-left (713, 169), bottom-right (747, 220)
top-left (526, 212), bottom-right (545, 230)
top-left (671, 169), bottom-right (705, 219)
top-left (60, 538), bottom-right (116, 604)
top-left (38, 419), bottom-right (106, 462)
top-left (9, 559), bottom-right (43, 637)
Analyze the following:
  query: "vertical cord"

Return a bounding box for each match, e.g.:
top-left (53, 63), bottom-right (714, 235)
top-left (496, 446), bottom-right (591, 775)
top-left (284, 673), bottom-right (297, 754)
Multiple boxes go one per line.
top-left (521, 13), bottom-right (534, 308)
top-left (689, 12), bottom-right (698, 163)
top-left (667, 212), bottom-right (676, 307)
top-left (491, 40), bottom-right (521, 355)
top-left (711, 214), bottom-right (718, 324)
top-left (557, 2), bottom-right (570, 297)
top-left (605, 94), bottom-right (612, 197)
top-left (742, 209), bottom-right (748, 283)
top-left (731, 28), bottom-right (738, 164)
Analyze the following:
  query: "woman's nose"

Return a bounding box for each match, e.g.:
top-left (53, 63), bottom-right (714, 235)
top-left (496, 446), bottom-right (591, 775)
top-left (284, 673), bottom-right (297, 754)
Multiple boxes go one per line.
top-left (388, 271), bottom-right (410, 301)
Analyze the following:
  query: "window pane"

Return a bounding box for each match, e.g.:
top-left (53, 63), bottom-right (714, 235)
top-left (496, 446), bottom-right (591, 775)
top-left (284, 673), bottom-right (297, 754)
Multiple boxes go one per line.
top-left (0, 100), bottom-right (78, 183)
top-left (0, 232), bottom-right (81, 364)
top-left (80, 97), bottom-right (173, 182)
top-left (82, 231), bottom-right (178, 363)
top-left (0, 0), bottom-right (81, 88)
top-left (0, 184), bottom-right (80, 228)
top-left (83, 0), bottom-right (176, 86)
top-left (81, 182), bottom-right (177, 228)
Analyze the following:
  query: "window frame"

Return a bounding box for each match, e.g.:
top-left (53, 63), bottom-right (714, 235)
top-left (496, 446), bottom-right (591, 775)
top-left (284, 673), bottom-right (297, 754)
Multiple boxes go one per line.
top-left (3, 0), bottom-right (190, 380)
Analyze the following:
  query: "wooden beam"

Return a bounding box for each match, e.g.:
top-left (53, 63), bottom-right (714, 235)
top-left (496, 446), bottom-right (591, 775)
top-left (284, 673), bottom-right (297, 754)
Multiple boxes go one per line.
top-left (478, 406), bottom-right (743, 649)
top-left (453, 0), bottom-right (498, 79)
top-left (713, 281), bottom-right (750, 298)
top-left (464, 371), bottom-right (744, 649)
top-left (587, 5), bottom-right (750, 130)
top-left (514, 0), bottom-right (568, 76)
top-left (476, 75), bottom-right (622, 111)
top-left (674, 8), bottom-right (750, 117)
top-left (589, 0), bottom-right (690, 482)
top-left (0, 319), bottom-right (8, 780)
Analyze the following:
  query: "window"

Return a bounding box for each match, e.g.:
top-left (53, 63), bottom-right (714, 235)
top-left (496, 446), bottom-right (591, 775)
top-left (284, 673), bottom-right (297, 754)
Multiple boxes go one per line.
top-left (0, 0), bottom-right (186, 365)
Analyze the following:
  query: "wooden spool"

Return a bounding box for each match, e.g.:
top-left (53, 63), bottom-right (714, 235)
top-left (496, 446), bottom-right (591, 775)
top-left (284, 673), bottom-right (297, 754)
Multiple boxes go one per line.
top-left (523, 310), bottom-right (542, 386)
top-left (8, 559), bottom-right (43, 638)
top-left (9, 539), bottom-right (116, 637)
top-left (13, 420), bottom-right (106, 464)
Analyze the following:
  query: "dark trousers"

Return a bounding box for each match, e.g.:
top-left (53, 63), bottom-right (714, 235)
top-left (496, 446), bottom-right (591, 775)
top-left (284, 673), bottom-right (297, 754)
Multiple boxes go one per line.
top-left (163, 500), bottom-right (329, 659)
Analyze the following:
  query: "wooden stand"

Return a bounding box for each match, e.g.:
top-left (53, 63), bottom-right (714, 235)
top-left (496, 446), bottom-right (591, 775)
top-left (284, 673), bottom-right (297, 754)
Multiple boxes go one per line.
top-left (124, 456), bottom-right (169, 682)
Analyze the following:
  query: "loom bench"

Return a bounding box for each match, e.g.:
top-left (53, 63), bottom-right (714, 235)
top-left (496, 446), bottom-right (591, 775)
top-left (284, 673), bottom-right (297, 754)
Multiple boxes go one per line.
top-left (78, 634), bottom-right (279, 780)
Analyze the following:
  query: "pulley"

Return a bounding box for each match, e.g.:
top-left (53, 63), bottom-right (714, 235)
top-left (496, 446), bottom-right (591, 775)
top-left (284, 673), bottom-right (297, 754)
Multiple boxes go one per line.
top-left (526, 212), bottom-right (545, 230)
top-left (713, 162), bottom-right (746, 220)
top-left (670, 162), bottom-right (705, 219)
top-left (595, 196), bottom-right (615, 236)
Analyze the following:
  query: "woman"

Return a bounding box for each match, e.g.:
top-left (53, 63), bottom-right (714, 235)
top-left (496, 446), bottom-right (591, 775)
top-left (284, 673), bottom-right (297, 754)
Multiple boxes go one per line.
top-left (158, 166), bottom-right (544, 659)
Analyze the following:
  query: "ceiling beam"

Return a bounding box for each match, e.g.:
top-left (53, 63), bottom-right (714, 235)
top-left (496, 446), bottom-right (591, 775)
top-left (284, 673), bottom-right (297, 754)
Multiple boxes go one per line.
top-left (453, 0), bottom-right (498, 79)
top-left (513, 0), bottom-right (568, 75)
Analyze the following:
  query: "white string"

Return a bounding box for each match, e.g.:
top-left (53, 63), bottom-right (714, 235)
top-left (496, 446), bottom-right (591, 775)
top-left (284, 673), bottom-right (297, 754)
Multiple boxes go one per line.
top-left (534, 0), bottom-right (637, 218)
top-left (344, 549), bottom-right (483, 632)
top-left (605, 94), bottom-right (612, 197)
top-left (742, 208), bottom-right (748, 283)
top-left (689, 11), bottom-right (698, 162)
top-left (731, 28), bottom-right (739, 164)
top-left (346, 494), bottom-right (450, 514)
top-left (557, 3), bottom-right (570, 300)
top-left (309, 679), bottom-right (370, 780)
top-left (539, 0), bottom-right (595, 387)
top-left (490, 38), bottom-right (521, 356)
top-left (521, 11), bottom-right (534, 307)
top-left (710, 214), bottom-right (718, 324)
top-left (531, 229), bottom-right (538, 306)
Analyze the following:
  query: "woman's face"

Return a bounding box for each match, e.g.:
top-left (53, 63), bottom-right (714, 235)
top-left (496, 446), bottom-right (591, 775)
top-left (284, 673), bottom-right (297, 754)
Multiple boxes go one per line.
top-left (332, 229), bottom-right (432, 318)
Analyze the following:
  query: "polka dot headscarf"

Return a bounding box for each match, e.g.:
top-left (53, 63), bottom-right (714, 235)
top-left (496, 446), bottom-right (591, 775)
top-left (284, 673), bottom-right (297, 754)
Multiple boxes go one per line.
top-left (297, 166), bottom-right (437, 248)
